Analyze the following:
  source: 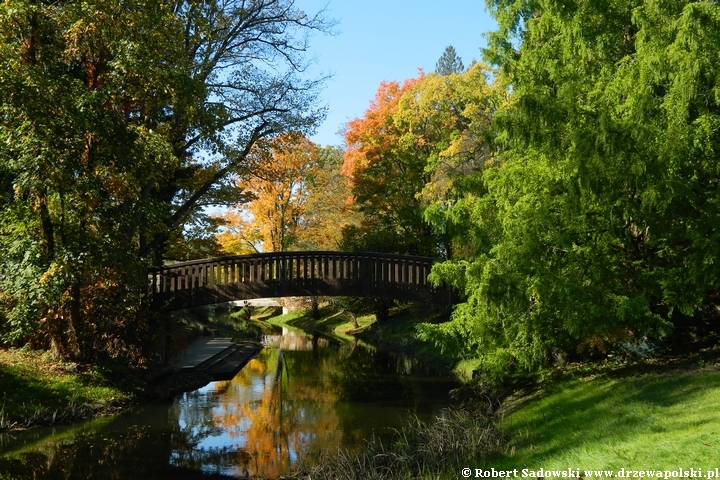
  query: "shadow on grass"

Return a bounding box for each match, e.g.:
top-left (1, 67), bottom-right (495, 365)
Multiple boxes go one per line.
top-left (272, 306), bottom-right (351, 334)
top-left (496, 368), bottom-right (720, 468)
top-left (0, 352), bottom-right (141, 431)
top-left (0, 369), bottom-right (87, 427)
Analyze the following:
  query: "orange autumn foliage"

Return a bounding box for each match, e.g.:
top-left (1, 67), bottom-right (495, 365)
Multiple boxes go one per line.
top-left (341, 75), bottom-right (422, 180)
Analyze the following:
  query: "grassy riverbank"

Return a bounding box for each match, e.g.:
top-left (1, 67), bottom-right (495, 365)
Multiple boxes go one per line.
top-left (0, 348), bottom-right (140, 431)
top-left (275, 304), bottom-right (720, 479)
top-left (492, 361), bottom-right (720, 471)
top-left (300, 358), bottom-right (720, 480)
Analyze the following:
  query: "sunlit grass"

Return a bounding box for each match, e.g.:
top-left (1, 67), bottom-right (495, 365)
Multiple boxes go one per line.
top-left (0, 348), bottom-right (131, 430)
top-left (491, 367), bottom-right (720, 470)
top-left (268, 307), bottom-right (376, 343)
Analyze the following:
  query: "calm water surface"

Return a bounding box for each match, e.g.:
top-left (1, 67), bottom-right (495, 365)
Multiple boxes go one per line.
top-left (0, 326), bottom-right (458, 479)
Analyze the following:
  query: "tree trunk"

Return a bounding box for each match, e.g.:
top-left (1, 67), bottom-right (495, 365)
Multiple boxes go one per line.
top-left (67, 281), bottom-right (88, 361)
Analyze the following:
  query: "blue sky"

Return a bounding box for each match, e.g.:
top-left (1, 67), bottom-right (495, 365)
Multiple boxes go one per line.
top-left (295, 0), bottom-right (498, 147)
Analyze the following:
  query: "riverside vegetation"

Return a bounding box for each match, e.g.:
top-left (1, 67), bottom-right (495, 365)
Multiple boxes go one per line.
top-left (4, 0), bottom-right (720, 477)
top-left (336, 316), bottom-right (720, 478)
top-left (275, 302), bottom-right (720, 479)
top-left (2, 301), bottom-right (720, 479)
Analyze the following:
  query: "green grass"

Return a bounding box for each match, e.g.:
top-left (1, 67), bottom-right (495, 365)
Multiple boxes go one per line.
top-left (266, 307), bottom-right (375, 343)
top-left (0, 348), bottom-right (134, 431)
top-left (309, 362), bottom-right (720, 479)
top-left (490, 366), bottom-right (720, 471)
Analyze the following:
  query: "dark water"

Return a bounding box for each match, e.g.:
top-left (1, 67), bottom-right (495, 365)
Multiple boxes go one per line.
top-left (0, 326), bottom-right (458, 479)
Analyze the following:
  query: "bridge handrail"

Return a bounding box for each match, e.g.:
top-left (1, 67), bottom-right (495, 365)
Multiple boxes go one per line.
top-left (149, 251), bottom-right (440, 272)
top-left (149, 251), bottom-right (449, 309)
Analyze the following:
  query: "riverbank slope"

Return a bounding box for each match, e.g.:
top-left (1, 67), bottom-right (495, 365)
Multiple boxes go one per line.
top-left (0, 348), bottom-right (142, 431)
top-left (271, 304), bottom-right (720, 478)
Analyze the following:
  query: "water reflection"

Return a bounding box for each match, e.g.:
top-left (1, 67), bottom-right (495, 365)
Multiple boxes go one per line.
top-left (0, 328), bottom-right (457, 479)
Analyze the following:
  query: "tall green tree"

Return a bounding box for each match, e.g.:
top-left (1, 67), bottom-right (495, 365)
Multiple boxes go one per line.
top-left (0, 0), bottom-right (331, 360)
top-left (425, 0), bottom-right (720, 376)
top-left (435, 45), bottom-right (465, 75)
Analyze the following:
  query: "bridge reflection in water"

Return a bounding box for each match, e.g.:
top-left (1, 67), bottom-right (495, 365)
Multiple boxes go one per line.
top-left (150, 251), bottom-right (451, 310)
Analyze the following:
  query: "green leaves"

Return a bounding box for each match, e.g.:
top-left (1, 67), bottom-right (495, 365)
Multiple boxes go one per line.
top-left (0, 0), bottom-right (331, 359)
top-left (417, 0), bottom-right (720, 377)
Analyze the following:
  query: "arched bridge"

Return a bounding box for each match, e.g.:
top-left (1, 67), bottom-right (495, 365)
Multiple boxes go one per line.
top-left (150, 251), bottom-right (451, 310)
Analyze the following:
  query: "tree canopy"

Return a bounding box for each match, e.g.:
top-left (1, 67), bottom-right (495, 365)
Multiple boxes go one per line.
top-left (341, 64), bottom-right (502, 258)
top-left (419, 0), bottom-right (720, 377)
top-left (217, 134), bottom-right (355, 253)
top-left (0, 0), bottom-right (332, 360)
top-left (4, 0), bottom-right (720, 380)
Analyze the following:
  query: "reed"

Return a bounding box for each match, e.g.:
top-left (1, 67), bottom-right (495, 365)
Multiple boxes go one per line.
top-left (303, 407), bottom-right (506, 480)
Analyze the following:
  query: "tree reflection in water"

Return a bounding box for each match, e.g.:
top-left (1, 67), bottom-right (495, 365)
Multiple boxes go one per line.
top-left (0, 329), bottom-right (457, 479)
top-left (183, 333), bottom-right (351, 478)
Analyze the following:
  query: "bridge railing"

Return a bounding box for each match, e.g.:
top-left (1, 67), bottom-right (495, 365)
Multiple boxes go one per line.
top-left (149, 251), bottom-right (449, 310)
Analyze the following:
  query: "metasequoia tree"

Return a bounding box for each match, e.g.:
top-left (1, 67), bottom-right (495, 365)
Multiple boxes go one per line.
top-left (423, 0), bottom-right (720, 376)
top-left (0, 0), bottom-right (331, 360)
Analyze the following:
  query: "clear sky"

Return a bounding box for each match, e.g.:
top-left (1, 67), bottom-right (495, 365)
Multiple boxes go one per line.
top-left (295, 0), bottom-right (498, 147)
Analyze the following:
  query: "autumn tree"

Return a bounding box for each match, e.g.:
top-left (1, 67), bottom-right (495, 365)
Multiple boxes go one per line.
top-left (0, 0), bottom-right (332, 360)
top-left (141, 0), bottom-right (333, 262)
top-left (217, 135), bottom-right (354, 253)
top-left (221, 133), bottom-right (319, 252)
top-left (341, 64), bottom-right (501, 258)
top-left (395, 63), bottom-right (503, 259)
top-left (293, 145), bottom-right (360, 251)
top-left (341, 76), bottom-right (441, 256)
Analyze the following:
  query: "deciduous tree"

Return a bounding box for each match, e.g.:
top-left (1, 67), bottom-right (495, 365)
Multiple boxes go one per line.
top-left (341, 64), bottom-right (501, 258)
top-left (341, 76), bottom-right (441, 256)
top-left (0, 0), bottom-right (332, 360)
top-left (220, 133), bottom-right (320, 253)
top-left (218, 135), bottom-right (354, 253)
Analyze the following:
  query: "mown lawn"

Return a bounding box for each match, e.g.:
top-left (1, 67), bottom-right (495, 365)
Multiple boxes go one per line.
top-left (490, 366), bottom-right (720, 472)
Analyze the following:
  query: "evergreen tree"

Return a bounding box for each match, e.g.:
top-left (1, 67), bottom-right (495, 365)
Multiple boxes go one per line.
top-left (435, 45), bottom-right (465, 75)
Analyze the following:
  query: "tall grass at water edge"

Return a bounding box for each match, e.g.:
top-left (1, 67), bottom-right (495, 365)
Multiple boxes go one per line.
top-left (302, 407), bottom-right (506, 480)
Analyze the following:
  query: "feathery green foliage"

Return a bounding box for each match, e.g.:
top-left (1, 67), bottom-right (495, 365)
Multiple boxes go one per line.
top-left (422, 0), bottom-right (720, 377)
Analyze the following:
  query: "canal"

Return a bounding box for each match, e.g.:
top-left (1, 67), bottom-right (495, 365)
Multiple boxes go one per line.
top-left (0, 324), bottom-right (458, 479)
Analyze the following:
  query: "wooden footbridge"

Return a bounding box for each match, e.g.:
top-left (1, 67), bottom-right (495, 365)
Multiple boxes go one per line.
top-left (150, 251), bottom-right (451, 310)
